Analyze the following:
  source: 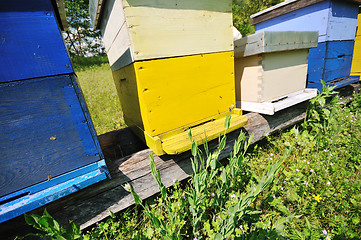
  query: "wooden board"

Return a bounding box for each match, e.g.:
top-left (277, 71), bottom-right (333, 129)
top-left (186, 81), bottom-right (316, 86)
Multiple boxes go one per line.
top-left (92, 0), bottom-right (233, 70)
top-left (234, 31), bottom-right (318, 58)
top-left (307, 41), bottom-right (356, 88)
top-left (112, 51), bottom-right (236, 138)
top-left (0, 75), bottom-right (102, 198)
top-left (239, 89), bottom-right (318, 115)
top-left (235, 49), bottom-right (309, 103)
top-left (351, 14), bottom-right (361, 76)
top-left (0, 0), bottom-right (73, 83)
top-left (253, 0), bottom-right (359, 43)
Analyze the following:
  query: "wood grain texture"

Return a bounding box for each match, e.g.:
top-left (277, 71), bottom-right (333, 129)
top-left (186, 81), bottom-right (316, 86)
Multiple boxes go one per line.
top-left (0, 75), bottom-right (100, 197)
top-left (0, 0), bottom-right (73, 83)
top-left (307, 41), bottom-right (355, 86)
top-left (1, 84), bottom-right (360, 239)
top-left (253, 0), bottom-right (359, 43)
top-left (96, 0), bottom-right (233, 70)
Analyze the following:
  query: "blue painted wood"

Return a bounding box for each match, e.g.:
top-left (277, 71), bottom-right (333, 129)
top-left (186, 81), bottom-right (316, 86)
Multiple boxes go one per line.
top-left (0, 75), bottom-right (102, 198)
top-left (255, 0), bottom-right (359, 43)
top-left (307, 41), bottom-right (355, 88)
top-left (70, 75), bottom-right (105, 160)
top-left (308, 76), bottom-right (360, 92)
top-left (0, 160), bottom-right (105, 204)
top-left (0, 160), bottom-right (108, 223)
top-left (0, 0), bottom-right (73, 83)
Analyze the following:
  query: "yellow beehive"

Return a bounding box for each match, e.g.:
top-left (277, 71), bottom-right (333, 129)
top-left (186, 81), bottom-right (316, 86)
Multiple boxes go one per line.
top-left (112, 51), bottom-right (247, 155)
top-left (90, 0), bottom-right (234, 71)
top-left (90, 0), bottom-right (247, 155)
top-left (351, 13), bottom-right (361, 76)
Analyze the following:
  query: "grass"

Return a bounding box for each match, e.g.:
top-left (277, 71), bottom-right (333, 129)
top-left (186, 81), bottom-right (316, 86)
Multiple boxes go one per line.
top-left (22, 83), bottom-right (361, 239)
top-left (73, 56), bottom-right (125, 135)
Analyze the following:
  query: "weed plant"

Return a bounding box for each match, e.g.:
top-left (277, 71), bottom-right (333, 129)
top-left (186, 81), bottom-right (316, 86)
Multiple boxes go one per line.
top-left (23, 84), bottom-right (361, 239)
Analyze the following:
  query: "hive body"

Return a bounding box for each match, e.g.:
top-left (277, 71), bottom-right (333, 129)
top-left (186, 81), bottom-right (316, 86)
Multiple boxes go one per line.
top-left (91, 0), bottom-right (247, 155)
top-left (251, 0), bottom-right (361, 91)
top-left (234, 31), bottom-right (318, 115)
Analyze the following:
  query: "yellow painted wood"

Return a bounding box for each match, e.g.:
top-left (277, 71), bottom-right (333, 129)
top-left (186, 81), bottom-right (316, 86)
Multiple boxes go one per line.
top-left (99, 0), bottom-right (233, 70)
top-left (351, 14), bottom-right (361, 76)
top-left (235, 49), bottom-right (308, 103)
top-left (112, 51), bottom-right (239, 155)
top-left (161, 109), bottom-right (248, 155)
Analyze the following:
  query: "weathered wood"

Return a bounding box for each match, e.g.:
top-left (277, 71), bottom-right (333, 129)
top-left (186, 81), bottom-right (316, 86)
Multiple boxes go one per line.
top-left (91, 0), bottom-right (234, 70)
top-left (253, 0), bottom-right (360, 43)
top-left (251, 0), bottom-right (361, 26)
top-left (1, 84), bottom-right (360, 240)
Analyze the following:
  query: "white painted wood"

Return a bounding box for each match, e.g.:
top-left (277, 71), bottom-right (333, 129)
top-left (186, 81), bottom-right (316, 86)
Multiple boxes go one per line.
top-left (240, 89), bottom-right (318, 115)
top-left (96, 0), bottom-right (233, 70)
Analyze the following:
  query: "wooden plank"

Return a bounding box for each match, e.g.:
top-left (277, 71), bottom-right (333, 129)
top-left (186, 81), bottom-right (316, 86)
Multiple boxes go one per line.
top-left (1, 84), bottom-right (360, 240)
top-left (0, 75), bottom-right (101, 198)
top-left (351, 15), bottom-right (361, 76)
top-left (251, 0), bottom-right (325, 26)
top-left (239, 89), bottom-right (318, 115)
top-left (253, 0), bottom-right (359, 43)
top-left (54, 0), bottom-right (68, 31)
top-left (0, 0), bottom-right (73, 83)
top-left (234, 31), bottom-right (318, 57)
top-left (251, 0), bottom-right (361, 26)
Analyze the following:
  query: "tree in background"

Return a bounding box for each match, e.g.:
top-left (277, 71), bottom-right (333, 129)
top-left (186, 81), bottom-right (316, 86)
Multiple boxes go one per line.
top-left (63, 0), bottom-right (105, 57)
top-left (233, 0), bottom-right (283, 37)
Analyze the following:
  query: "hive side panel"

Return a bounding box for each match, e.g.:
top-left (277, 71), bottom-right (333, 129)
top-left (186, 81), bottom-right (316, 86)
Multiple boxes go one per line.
top-left (351, 36), bottom-right (361, 75)
top-left (262, 50), bottom-right (308, 101)
top-left (134, 52), bottom-right (235, 137)
top-left (255, 1), bottom-right (330, 42)
top-left (327, 0), bottom-right (359, 41)
top-left (0, 75), bottom-right (100, 197)
top-left (99, 0), bottom-right (133, 70)
top-left (323, 41), bottom-right (355, 81)
top-left (236, 55), bottom-right (264, 103)
top-left (307, 42), bottom-right (327, 84)
top-left (122, 0), bottom-right (233, 61)
top-left (112, 64), bottom-right (144, 138)
top-left (351, 13), bottom-right (361, 76)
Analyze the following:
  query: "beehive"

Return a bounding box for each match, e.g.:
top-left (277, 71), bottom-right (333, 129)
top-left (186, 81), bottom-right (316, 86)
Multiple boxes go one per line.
top-left (0, 0), bottom-right (108, 222)
top-left (90, 0), bottom-right (234, 71)
top-left (351, 12), bottom-right (361, 76)
top-left (234, 31), bottom-right (318, 115)
top-left (251, 0), bottom-right (361, 91)
top-left (90, 0), bottom-right (248, 155)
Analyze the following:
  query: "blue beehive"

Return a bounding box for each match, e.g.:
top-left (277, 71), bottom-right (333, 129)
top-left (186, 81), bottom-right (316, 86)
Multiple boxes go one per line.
top-left (0, 0), bottom-right (109, 222)
top-left (251, 0), bottom-right (361, 91)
